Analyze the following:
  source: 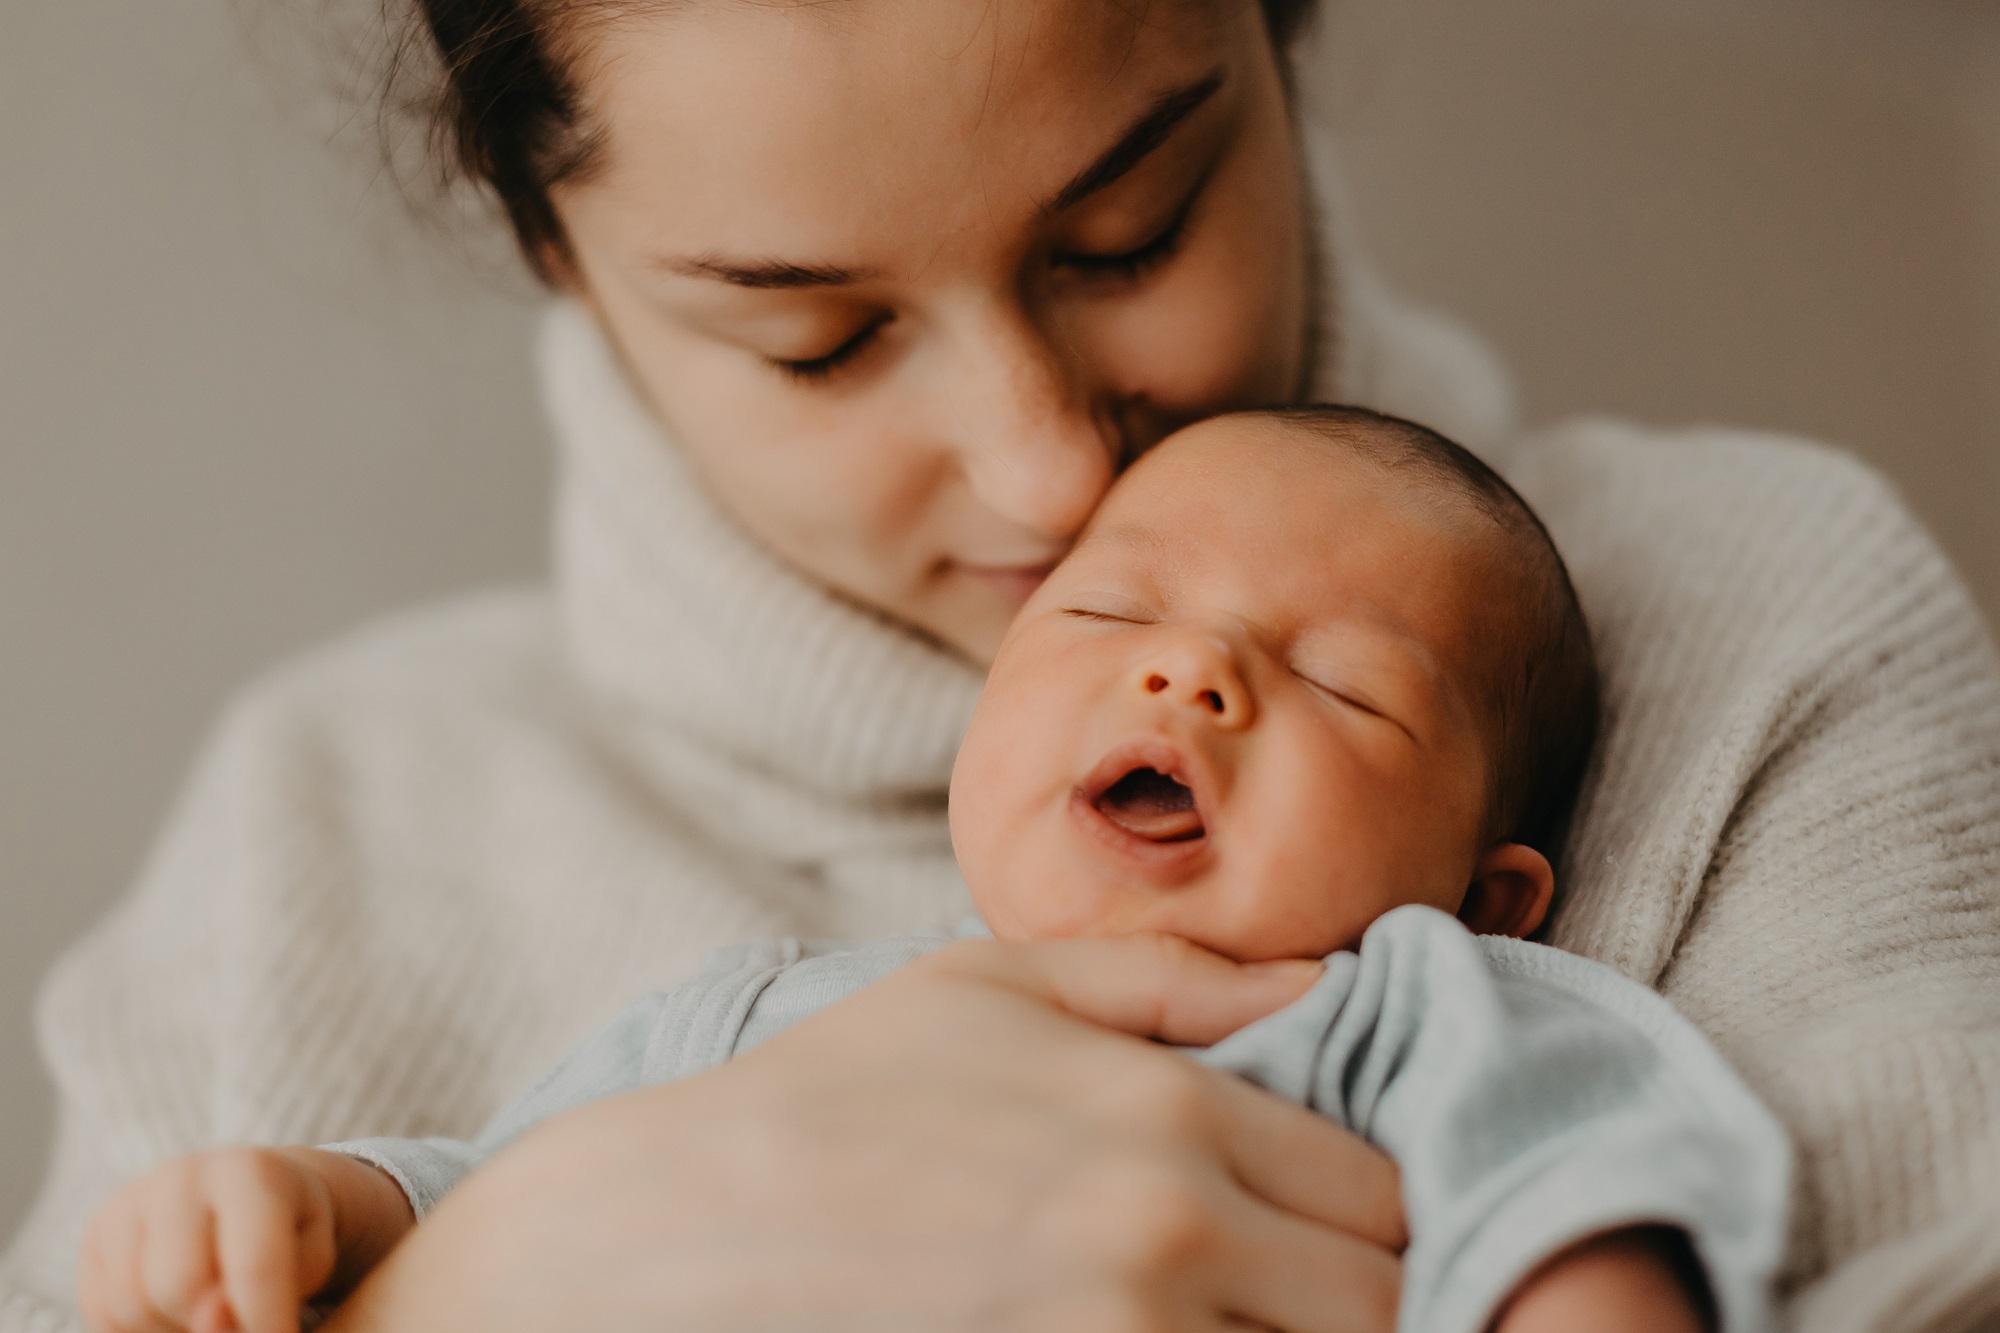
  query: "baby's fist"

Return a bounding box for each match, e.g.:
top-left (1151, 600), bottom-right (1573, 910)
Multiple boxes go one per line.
top-left (79, 1146), bottom-right (339, 1333)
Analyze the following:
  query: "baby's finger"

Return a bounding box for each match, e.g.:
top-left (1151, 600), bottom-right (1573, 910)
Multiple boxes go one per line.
top-left (139, 1169), bottom-right (220, 1325)
top-left (118, 1214), bottom-right (178, 1333)
top-left (77, 1217), bottom-right (125, 1333)
top-left (85, 1200), bottom-right (167, 1333)
top-left (191, 1287), bottom-right (239, 1333)
top-left (210, 1159), bottom-right (303, 1333)
top-left (290, 1178), bottom-right (338, 1302)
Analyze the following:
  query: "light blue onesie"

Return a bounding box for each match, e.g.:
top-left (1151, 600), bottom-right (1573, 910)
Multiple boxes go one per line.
top-left (326, 905), bottom-right (1791, 1333)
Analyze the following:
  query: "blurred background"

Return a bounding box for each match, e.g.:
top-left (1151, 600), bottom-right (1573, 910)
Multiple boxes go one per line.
top-left (3, 0), bottom-right (1996, 1234)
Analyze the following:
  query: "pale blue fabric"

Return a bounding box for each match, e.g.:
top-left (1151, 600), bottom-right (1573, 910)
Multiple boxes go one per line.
top-left (326, 905), bottom-right (1790, 1332)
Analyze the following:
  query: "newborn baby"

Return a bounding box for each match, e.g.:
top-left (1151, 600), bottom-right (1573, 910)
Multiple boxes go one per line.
top-left (79, 407), bottom-right (1790, 1333)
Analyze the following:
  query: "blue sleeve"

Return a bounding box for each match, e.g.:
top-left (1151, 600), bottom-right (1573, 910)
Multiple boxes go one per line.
top-left (1193, 904), bottom-right (1791, 1333)
top-left (318, 931), bottom-right (959, 1219)
top-left (317, 938), bottom-right (818, 1218)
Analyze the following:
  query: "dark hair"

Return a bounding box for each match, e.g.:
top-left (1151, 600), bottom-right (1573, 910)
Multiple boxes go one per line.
top-left (1250, 405), bottom-right (1602, 867)
top-left (383, 0), bottom-right (1324, 285)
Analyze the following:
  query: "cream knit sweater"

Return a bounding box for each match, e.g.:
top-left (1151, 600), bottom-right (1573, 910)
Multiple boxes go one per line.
top-left (6, 161), bottom-right (1999, 1333)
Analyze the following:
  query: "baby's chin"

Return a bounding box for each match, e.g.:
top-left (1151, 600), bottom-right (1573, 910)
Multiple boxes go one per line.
top-left (976, 902), bottom-right (1339, 964)
top-left (973, 895), bottom-right (1155, 946)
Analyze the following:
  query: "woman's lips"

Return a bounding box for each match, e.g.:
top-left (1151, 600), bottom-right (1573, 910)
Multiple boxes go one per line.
top-left (958, 560), bottom-right (1057, 603)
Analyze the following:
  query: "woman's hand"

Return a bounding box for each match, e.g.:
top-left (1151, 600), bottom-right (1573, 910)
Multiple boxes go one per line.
top-left (321, 934), bottom-right (1406, 1332)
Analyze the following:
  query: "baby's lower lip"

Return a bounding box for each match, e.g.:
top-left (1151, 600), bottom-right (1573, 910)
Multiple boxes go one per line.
top-left (1068, 789), bottom-right (1213, 885)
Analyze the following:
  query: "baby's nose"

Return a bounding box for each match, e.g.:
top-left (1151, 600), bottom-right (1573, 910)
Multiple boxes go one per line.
top-left (1133, 637), bottom-right (1255, 730)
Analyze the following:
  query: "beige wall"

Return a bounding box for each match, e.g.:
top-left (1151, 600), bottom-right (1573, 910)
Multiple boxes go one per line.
top-left (3, 0), bottom-right (1995, 1238)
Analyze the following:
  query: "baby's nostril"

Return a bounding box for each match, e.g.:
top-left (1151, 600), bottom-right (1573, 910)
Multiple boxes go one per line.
top-left (1145, 674), bottom-right (1169, 694)
top-left (1200, 689), bottom-right (1224, 713)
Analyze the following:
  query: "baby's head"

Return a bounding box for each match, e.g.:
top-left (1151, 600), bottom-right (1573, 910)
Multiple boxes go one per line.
top-left (949, 406), bottom-right (1598, 962)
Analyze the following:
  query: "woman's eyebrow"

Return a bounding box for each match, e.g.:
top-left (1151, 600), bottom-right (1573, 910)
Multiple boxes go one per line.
top-left (655, 255), bottom-right (880, 290)
top-left (1042, 67), bottom-right (1227, 216)
top-left (653, 67), bottom-right (1225, 290)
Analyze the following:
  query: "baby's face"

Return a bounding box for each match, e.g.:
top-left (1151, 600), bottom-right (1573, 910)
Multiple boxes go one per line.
top-left (949, 416), bottom-right (1511, 962)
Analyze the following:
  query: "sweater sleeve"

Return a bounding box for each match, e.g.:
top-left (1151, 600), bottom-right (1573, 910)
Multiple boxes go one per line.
top-left (1660, 500), bottom-right (2000, 1333)
top-left (1509, 423), bottom-right (2000, 1333)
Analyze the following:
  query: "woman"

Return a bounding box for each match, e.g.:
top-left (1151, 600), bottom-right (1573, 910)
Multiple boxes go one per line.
top-left (9, 0), bottom-right (2000, 1329)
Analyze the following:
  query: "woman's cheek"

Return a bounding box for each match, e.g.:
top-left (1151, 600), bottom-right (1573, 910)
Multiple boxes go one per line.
top-left (1098, 237), bottom-right (1301, 420)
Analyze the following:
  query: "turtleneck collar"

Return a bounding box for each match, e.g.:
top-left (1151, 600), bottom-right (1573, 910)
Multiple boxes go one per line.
top-left (543, 300), bottom-right (986, 811)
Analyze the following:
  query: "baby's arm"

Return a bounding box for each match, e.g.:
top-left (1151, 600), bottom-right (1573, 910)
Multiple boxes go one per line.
top-left (1490, 1226), bottom-right (1712, 1333)
top-left (78, 1145), bottom-right (413, 1333)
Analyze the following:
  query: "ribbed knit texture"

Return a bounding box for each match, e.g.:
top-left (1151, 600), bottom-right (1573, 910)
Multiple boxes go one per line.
top-left (7, 150), bottom-right (1999, 1330)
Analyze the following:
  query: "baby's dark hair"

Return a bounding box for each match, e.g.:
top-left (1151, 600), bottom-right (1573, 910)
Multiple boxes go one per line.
top-left (1252, 405), bottom-right (1601, 866)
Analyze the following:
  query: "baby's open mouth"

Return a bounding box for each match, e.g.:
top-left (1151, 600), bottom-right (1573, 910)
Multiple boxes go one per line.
top-left (1093, 767), bottom-right (1206, 843)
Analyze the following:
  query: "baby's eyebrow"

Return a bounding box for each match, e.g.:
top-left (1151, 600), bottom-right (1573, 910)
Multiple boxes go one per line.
top-left (1068, 523), bottom-right (1173, 564)
top-left (1291, 611), bottom-right (1458, 715)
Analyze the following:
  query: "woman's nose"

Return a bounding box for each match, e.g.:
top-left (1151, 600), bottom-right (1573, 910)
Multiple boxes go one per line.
top-left (952, 316), bottom-right (1125, 541)
top-left (1133, 634), bottom-right (1256, 731)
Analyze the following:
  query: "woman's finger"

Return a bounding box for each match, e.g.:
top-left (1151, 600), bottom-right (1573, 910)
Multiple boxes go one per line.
top-left (919, 933), bottom-right (1324, 1046)
top-left (1212, 1075), bottom-right (1406, 1252)
top-left (1212, 1201), bottom-right (1401, 1333)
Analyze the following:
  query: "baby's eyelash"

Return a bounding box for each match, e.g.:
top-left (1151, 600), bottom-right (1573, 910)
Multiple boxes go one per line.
top-left (1303, 677), bottom-right (1381, 717)
top-left (1062, 608), bottom-right (1133, 623)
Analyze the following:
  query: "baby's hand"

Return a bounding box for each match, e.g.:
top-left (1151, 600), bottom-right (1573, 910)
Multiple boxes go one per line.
top-left (79, 1146), bottom-right (338, 1333)
top-left (1492, 1225), bottom-right (1714, 1333)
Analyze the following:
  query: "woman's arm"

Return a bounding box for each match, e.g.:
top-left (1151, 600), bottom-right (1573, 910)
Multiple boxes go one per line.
top-left (321, 936), bottom-right (1408, 1333)
top-left (1513, 424), bottom-right (2000, 1331)
top-left (7, 645), bottom-right (1407, 1333)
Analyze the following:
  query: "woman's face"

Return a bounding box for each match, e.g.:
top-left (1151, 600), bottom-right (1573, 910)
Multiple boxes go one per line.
top-left (550, 0), bottom-right (1310, 663)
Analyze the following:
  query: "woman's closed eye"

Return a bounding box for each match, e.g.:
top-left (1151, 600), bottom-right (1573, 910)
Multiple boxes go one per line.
top-left (1054, 188), bottom-right (1199, 284)
top-left (769, 175), bottom-right (1209, 384)
top-left (769, 313), bottom-right (894, 383)
top-left (771, 211), bottom-right (1195, 384)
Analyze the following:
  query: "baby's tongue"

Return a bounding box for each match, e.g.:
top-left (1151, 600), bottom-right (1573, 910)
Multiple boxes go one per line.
top-left (1095, 768), bottom-right (1204, 842)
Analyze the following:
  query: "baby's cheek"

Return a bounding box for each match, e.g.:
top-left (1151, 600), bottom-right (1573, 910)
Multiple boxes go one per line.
top-left (1242, 838), bottom-right (1372, 957)
top-left (950, 743), bottom-right (1040, 913)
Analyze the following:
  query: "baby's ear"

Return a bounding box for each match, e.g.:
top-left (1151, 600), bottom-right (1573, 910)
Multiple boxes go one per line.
top-left (1457, 843), bottom-right (1554, 939)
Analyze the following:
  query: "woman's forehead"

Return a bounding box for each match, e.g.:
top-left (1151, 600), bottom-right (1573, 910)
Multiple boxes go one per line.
top-left (561, 0), bottom-right (1252, 258)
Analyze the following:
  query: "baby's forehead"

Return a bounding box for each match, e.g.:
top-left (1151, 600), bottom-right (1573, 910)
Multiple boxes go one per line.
top-left (1090, 414), bottom-right (1540, 650)
top-left (1110, 414), bottom-right (1507, 554)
